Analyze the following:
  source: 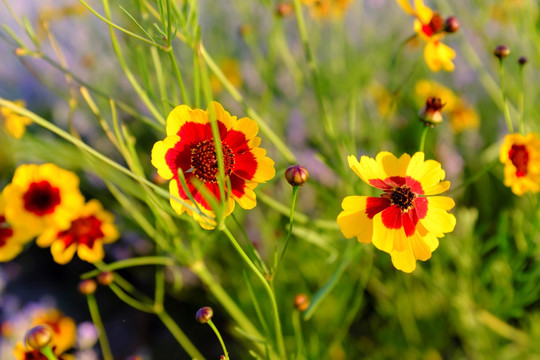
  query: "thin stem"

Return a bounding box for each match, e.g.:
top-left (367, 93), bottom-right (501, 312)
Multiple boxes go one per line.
top-left (156, 310), bottom-right (206, 360)
top-left (207, 320), bottom-right (230, 360)
top-left (221, 227), bottom-right (287, 359)
top-left (39, 346), bottom-right (58, 360)
top-left (518, 64), bottom-right (525, 134)
top-left (498, 59), bottom-right (514, 133)
top-left (418, 126), bottom-right (430, 153)
top-left (81, 257), bottom-right (175, 279)
top-left (86, 294), bottom-right (113, 360)
top-left (274, 186), bottom-right (299, 273)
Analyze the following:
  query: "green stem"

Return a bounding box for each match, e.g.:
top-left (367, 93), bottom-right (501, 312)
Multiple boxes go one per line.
top-left (418, 126), bottom-right (430, 153)
top-left (274, 186), bottom-right (299, 273)
top-left (207, 320), bottom-right (230, 360)
top-left (81, 256), bottom-right (175, 279)
top-left (87, 294), bottom-right (113, 360)
top-left (518, 64), bottom-right (525, 134)
top-left (39, 346), bottom-right (58, 360)
top-left (156, 310), bottom-right (206, 360)
top-left (222, 227), bottom-right (287, 359)
top-left (498, 59), bottom-right (514, 133)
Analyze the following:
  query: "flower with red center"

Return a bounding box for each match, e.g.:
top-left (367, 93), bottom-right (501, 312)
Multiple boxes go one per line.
top-left (36, 199), bottom-right (119, 264)
top-left (396, 0), bottom-right (456, 72)
top-left (151, 102), bottom-right (275, 229)
top-left (29, 309), bottom-right (76, 354)
top-left (0, 193), bottom-right (34, 262)
top-left (337, 152), bottom-right (456, 272)
top-left (499, 133), bottom-right (540, 195)
top-left (2, 164), bottom-right (85, 236)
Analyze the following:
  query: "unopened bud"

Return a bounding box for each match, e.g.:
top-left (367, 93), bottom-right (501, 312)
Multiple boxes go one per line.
top-left (294, 294), bottom-right (310, 312)
top-left (196, 307), bottom-right (213, 324)
top-left (285, 165), bottom-right (309, 186)
top-left (25, 325), bottom-right (53, 350)
top-left (518, 56), bottom-right (528, 65)
top-left (494, 45), bottom-right (510, 59)
top-left (444, 16), bottom-right (460, 33)
top-left (276, 3), bottom-right (294, 17)
top-left (418, 97), bottom-right (445, 126)
top-left (78, 279), bottom-right (97, 295)
top-left (97, 271), bottom-right (114, 286)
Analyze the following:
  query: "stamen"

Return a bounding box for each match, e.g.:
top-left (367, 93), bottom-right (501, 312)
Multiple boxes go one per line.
top-left (390, 185), bottom-right (416, 212)
top-left (190, 140), bottom-right (235, 183)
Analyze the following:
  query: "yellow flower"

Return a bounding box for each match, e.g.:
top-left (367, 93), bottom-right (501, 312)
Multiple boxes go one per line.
top-left (0, 193), bottom-right (34, 262)
top-left (30, 309), bottom-right (77, 354)
top-left (36, 199), bottom-right (119, 264)
top-left (210, 58), bottom-right (242, 94)
top-left (337, 152), bottom-right (456, 273)
top-left (1, 100), bottom-right (32, 139)
top-left (2, 164), bottom-right (85, 236)
top-left (301, 0), bottom-right (353, 19)
top-left (151, 102), bottom-right (275, 229)
top-left (499, 133), bottom-right (540, 195)
top-left (397, 0), bottom-right (456, 72)
top-left (415, 80), bottom-right (480, 133)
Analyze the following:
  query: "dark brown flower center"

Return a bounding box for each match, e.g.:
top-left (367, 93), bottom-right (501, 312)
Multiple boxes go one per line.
top-left (422, 12), bottom-right (444, 37)
top-left (57, 215), bottom-right (104, 248)
top-left (190, 140), bottom-right (235, 183)
top-left (23, 181), bottom-right (61, 216)
top-left (391, 185), bottom-right (416, 212)
top-left (0, 216), bottom-right (13, 247)
top-left (509, 144), bottom-right (529, 177)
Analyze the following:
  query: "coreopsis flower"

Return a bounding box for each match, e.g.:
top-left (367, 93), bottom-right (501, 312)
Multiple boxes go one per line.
top-left (36, 199), bottom-right (119, 264)
top-left (337, 152), bottom-right (456, 273)
top-left (2, 164), bottom-right (85, 237)
top-left (0, 193), bottom-right (34, 262)
top-left (301, 0), bottom-right (353, 19)
top-left (0, 100), bottom-right (32, 139)
top-left (151, 102), bottom-right (275, 229)
top-left (14, 342), bottom-right (74, 360)
top-left (415, 80), bottom-right (479, 133)
top-left (30, 309), bottom-right (76, 354)
top-left (499, 133), bottom-right (540, 195)
top-left (396, 0), bottom-right (456, 72)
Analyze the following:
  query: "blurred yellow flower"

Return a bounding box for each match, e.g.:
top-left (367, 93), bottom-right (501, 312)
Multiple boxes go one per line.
top-left (1, 100), bottom-right (32, 139)
top-left (337, 152), bottom-right (456, 273)
top-left (210, 58), bottom-right (242, 94)
top-left (2, 164), bottom-right (85, 236)
top-left (415, 80), bottom-right (479, 132)
top-left (301, 0), bottom-right (353, 19)
top-left (369, 83), bottom-right (396, 118)
top-left (30, 309), bottom-right (77, 354)
top-left (396, 0), bottom-right (456, 72)
top-left (499, 133), bottom-right (540, 195)
top-left (37, 199), bottom-right (119, 264)
top-left (14, 342), bottom-right (74, 360)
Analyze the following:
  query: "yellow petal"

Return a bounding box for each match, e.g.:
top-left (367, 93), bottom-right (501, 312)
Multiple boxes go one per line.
top-left (151, 135), bottom-right (180, 180)
top-left (337, 196), bottom-right (373, 243)
top-left (396, 0), bottom-right (414, 15)
top-left (390, 242), bottom-right (417, 273)
top-left (51, 241), bottom-right (77, 265)
top-left (208, 101), bottom-right (234, 131)
top-left (372, 212), bottom-right (396, 253)
top-left (414, 0), bottom-right (433, 24)
top-left (78, 243), bottom-right (104, 263)
top-left (378, 152), bottom-right (411, 178)
top-left (409, 231), bottom-right (432, 261)
top-left (166, 105), bottom-right (207, 137)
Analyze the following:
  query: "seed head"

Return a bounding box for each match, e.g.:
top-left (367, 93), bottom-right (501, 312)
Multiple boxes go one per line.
top-left (518, 56), bottom-right (528, 66)
top-left (294, 294), bottom-right (310, 312)
top-left (444, 16), bottom-right (460, 33)
top-left (276, 3), bottom-right (294, 17)
top-left (78, 279), bottom-right (97, 295)
top-left (285, 165), bottom-right (309, 186)
top-left (418, 97), bottom-right (445, 126)
top-left (97, 271), bottom-right (114, 286)
top-left (494, 45), bottom-right (510, 59)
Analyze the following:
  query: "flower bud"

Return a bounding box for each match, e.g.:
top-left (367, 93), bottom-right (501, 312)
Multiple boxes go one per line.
top-left (418, 97), bottom-right (445, 126)
top-left (444, 16), bottom-right (460, 33)
top-left (518, 56), bottom-right (528, 65)
top-left (196, 307), bottom-right (213, 324)
top-left (25, 325), bottom-right (53, 350)
top-left (276, 3), bottom-right (294, 17)
top-left (97, 271), bottom-right (114, 286)
top-left (294, 294), bottom-right (310, 312)
top-left (494, 45), bottom-right (510, 59)
top-left (78, 279), bottom-right (97, 295)
top-left (285, 165), bottom-right (309, 186)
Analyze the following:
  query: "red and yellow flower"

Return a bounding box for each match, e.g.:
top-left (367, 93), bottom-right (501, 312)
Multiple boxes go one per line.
top-left (397, 0), bottom-right (456, 72)
top-left (151, 102), bottom-right (275, 229)
top-left (0, 193), bottom-right (34, 262)
top-left (36, 199), bottom-right (119, 264)
top-left (30, 309), bottom-right (77, 354)
top-left (14, 342), bottom-right (74, 360)
top-left (337, 152), bottom-right (456, 273)
top-left (2, 164), bottom-right (85, 236)
top-left (1, 100), bottom-right (32, 139)
top-left (499, 133), bottom-right (540, 195)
